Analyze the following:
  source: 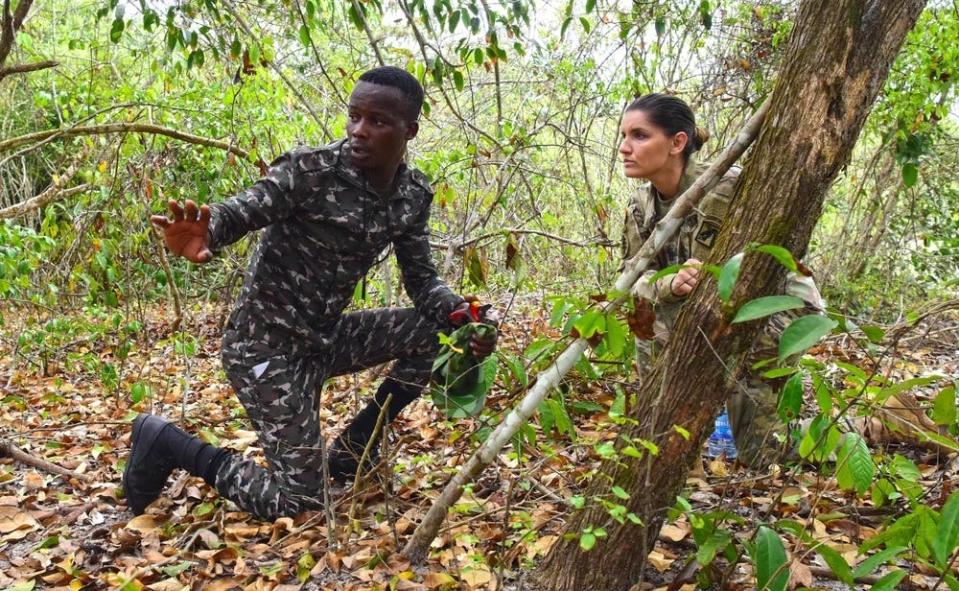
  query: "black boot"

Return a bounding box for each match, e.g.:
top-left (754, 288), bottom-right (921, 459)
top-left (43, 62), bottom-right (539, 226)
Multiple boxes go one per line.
top-left (123, 414), bottom-right (230, 515)
top-left (328, 379), bottom-right (421, 482)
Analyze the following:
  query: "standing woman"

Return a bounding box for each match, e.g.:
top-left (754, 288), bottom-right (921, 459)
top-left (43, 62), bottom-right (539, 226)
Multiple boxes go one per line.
top-left (619, 93), bottom-right (824, 466)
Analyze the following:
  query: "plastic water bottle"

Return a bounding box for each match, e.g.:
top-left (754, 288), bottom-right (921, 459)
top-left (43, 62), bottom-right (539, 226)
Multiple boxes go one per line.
top-left (706, 409), bottom-right (738, 459)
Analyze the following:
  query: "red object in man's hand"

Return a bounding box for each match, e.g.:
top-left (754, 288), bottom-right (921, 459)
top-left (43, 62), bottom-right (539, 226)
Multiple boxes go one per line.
top-left (448, 297), bottom-right (498, 359)
top-left (449, 299), bottom-right (491, 326)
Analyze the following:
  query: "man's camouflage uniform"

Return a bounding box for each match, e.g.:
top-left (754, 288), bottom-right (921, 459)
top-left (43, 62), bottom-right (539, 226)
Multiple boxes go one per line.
top-left (207, 139), bottom-right (462, 519)
top-left (622, 156), bottom-right (825, 466)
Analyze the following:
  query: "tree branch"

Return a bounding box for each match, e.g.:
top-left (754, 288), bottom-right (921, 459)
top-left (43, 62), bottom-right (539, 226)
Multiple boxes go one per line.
top-left (0, 439), bottom-right (90, 483)
top-left (350, 0), bottom-right (386, 66)
top-left (0, 0), bottom-right (34, 68)
top-left (0, 123), bottom-right (255, 161)
top-left (0, 145), bottom-right (92, 220)
top-left (435, 228), bottom-right (615, 252)
top-left (0, 58), bottom-right (57, 81)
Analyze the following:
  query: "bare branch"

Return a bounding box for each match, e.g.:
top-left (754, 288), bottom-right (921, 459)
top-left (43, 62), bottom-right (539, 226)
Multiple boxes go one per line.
top-left (0, 145), bottom-right (92, 220)
top-left (0, 58), bottom-right (57, 81)
top-left (0, 123), bottom-right (255, 161)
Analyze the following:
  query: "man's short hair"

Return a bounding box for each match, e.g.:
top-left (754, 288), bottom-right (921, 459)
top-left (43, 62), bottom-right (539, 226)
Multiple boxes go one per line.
top-left (358, 66), bottom-right (424, 121)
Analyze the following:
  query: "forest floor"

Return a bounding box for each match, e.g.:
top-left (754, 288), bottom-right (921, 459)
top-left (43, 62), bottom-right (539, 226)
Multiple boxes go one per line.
top-left (0, 298), bottom-right (957, 591)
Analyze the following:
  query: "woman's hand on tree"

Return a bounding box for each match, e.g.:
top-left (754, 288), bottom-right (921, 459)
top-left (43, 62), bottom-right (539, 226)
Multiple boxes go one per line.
top-left (670, 258), bottom-right (701, 296)
top-left (150, 199), bottom-right (213, 263)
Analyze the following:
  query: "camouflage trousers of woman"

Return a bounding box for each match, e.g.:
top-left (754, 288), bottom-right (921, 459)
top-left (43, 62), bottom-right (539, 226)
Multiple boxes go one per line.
top-left (212, 307), bottom-right (443, 520)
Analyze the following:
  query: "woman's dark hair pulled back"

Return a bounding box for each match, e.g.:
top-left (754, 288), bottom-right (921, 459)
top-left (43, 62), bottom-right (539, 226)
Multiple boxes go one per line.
top-left (626, 93), bottom-right (707, 162)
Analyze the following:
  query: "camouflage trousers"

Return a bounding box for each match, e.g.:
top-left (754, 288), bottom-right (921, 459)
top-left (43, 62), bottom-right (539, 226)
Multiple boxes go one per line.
top-left (214, 307), bottom-right (443, 520)
top-left (636, 306), bottom-right (815, 467)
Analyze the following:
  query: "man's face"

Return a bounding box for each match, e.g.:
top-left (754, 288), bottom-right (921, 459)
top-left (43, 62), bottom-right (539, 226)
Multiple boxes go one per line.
top-left (346, 81), bottom-right (418, 175)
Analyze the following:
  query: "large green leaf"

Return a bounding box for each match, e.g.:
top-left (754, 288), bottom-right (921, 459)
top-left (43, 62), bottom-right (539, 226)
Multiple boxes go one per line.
top-left (934, 491), bottom-right (959, 567)
top-left (835, 433), bottom-right (874, 494)
top-left (733, 295), bottom-right (805, 323)
top-left (753, 526), bottom-right (789, 591)
top-left (778, 315), bottom-right (837, 361)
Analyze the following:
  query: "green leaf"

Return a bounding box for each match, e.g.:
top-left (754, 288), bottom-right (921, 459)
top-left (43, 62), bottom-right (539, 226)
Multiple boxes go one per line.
top-left (697, 529), bottom-right (732, 566)
top-left (162, 561), bottom-right (193, 577)
top-left (604, 316), bottom-right (627, 357)
top-left (647, 263), bottom-right (683, 285)
top-left (453, 69), bottom-right (465, 92)
top-left (777, 372), bottom-right (803, 422)
top-left (815, 543), bottom-right (854, 584)
top-left (799, 416), bottom-right (841, 463)
top-left (934, 491), bottom-right (959, 567)
top-left (861, 325), bottom-right (885, 343)
top-left (870, 569), bottom-right (907, 591)
top-left (717, 253), bottom-right (743, 302)
top-left (750, 244), bottom-right (798, 272)
top-left (298, 24), bottom-right (311, 47)
top-left (579, 531), bottom-right (596, 551)
top-left (130, 382), bottom-right (150, 404)
top-left (778, 315), bottom-right (837, 361)
top-left (753, 526), bottom-right (789, 591)
top-left (655, 16), bottom-right (666, 36)
top-left (734, 295), bottom-right (805, 324)
top-left (572, 310), bottom-right (604, 339)
top-left (611, 486), bottom-right (629, 500)
top-left (585, 0), bottom-right (596, 13)
top-left (852, 546), bottom-right (905, 579)
top-left (933, 385), bottom-right (957, 426)
top-left (110, 17), bottom-right (125, 43)
top-left (835, 433), bottom-right (874, 494)
top-left (902, 163), bottom-right (919, 187)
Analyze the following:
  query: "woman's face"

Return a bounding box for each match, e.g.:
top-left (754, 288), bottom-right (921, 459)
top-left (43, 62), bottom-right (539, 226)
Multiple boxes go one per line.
top-left (618, 109), bottom-right (683, 179)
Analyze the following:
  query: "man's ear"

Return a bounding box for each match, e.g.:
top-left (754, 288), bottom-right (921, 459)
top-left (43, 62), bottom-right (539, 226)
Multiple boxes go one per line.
top-left (670, 131), bottom-right (689, 156)
top-left (405, 120), bottom-right (419, 141)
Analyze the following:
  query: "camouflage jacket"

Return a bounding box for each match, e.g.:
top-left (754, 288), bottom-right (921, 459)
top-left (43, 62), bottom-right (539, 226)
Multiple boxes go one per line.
top-left (622, 156), bottom-right (824, 334)
top-left (209, 139), bottom-right (462, 353)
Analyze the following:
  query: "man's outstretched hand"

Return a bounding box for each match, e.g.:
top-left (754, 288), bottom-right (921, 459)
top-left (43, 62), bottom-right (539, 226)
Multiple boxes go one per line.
top-left (449, 295), bottom-right (498, 359)
top-left (150, 199), bottom-right (213, 263)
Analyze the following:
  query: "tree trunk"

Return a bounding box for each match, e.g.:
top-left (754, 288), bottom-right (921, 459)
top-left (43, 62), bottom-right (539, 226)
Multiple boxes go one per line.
top-left (535, 1), bottom-right (926, 590)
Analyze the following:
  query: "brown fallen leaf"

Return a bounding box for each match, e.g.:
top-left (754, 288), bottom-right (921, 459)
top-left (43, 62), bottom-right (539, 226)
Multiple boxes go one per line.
top-left (423, 571), bottom-right (457, 589)
top-left (660, 523), bottom-right (689, 542)
top-left (647, 550), bottom-right (674, 572)
top-left (789, 560), bottom-right (813, 589)
top-left (125, 514), bottom-right (158, 534)
top-left (0, 506), bottom-right (40, 540)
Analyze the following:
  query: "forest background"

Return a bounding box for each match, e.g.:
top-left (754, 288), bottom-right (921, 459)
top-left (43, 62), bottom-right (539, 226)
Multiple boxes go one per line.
top-left (1, 0), bottom-right (958, 590)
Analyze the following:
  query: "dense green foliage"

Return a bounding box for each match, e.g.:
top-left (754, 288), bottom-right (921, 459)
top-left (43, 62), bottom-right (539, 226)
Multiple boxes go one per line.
top-left (1, 0), bottom-right (958, 587)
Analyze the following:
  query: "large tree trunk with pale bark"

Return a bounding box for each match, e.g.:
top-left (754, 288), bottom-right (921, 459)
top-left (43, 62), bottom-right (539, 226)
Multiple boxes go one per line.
top-left (534, 1), bottom-right (926, 590)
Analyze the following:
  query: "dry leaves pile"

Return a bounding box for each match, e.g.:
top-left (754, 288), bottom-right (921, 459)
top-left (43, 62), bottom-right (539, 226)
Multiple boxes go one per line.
top-left (0, 301), bottom-right (956, 590)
